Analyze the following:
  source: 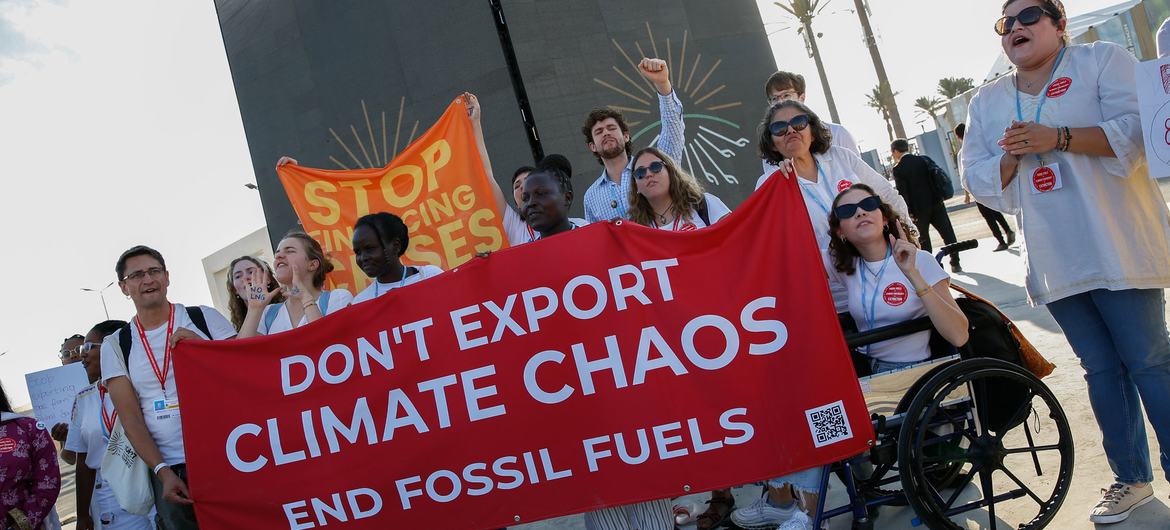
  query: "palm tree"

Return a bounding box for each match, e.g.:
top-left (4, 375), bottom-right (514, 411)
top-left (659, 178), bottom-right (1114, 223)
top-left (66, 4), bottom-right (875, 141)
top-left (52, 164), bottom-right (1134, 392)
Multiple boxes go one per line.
top-left (937, 77), bottom-right (975, 100)
top-left (867, 84), bottom-right (898, 142)
top-left (852, 0), bottom-right (906, 138)
top-left (775, 0), bottom-right (841, 123)
top-left (914, 96), bottom-right (944, 120)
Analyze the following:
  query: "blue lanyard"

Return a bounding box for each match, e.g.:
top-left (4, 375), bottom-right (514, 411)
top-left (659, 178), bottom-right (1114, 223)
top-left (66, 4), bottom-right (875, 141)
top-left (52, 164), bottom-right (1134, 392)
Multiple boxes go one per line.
top-left (374, 267), bottom-right (409, 297)
top-left (1015, 46), bottom-right (1066, 165)
top-left (858, 248), bottom-right (892, 354)
top-left (799, 161), bottom-right (832, 217)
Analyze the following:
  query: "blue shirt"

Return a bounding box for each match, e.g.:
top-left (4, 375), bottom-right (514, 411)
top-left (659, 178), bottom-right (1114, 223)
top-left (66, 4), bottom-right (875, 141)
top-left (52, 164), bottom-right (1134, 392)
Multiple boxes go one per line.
top-left (583, 91), bottom-right (685, 223)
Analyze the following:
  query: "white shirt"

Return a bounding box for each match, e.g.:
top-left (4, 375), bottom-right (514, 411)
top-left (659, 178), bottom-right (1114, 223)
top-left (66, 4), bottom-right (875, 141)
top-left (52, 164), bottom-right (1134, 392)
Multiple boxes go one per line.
top-left (650, 193), bottom-right (731, 230)
top-left (351, 266), bottom-right (444, 304)
top-left (762, 121), bottom-right (860, 175)
top-left (100, 304), bottom-right (236, 464)
top-left (826, 250), bottom-right (949, 363)
top-left (503, 206), bottom-right (588, 245)
top-left (257, 289), bottom-right (354, 335)
top-left (756, 146), bottom-right (911, 311)
top-left (65, 383), bottom-right (155, 530)
top-left (961, 42), bottom-right (1170, 306)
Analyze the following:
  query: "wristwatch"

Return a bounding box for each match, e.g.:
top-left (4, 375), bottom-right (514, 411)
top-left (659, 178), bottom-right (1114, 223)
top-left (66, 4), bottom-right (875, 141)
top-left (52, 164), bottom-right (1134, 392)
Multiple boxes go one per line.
top-left (152, 462), bottom-right (169, 475)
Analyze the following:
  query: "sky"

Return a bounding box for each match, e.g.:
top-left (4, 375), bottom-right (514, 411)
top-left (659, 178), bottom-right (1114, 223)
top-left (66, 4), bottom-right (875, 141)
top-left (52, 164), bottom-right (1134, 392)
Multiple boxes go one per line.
top-left (0, 0), bottom-right (1133, 408)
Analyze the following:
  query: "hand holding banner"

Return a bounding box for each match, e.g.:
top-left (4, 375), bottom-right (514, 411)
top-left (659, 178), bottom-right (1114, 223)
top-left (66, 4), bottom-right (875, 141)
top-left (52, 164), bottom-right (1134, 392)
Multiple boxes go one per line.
top-left (175, 174), bottom-right (873, 530)
top-left (277, 97), bottom-right (507, 293)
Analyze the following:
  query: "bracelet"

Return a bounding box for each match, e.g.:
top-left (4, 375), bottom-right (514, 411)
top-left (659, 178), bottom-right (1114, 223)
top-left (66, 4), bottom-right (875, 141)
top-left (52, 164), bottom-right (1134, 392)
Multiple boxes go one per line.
top-left (152, 462), bottom-right (169, 475)
top-left (1063, 127), bottom-right (1072, 151)
top-left (915, 284), bottom-right (931, 297)
top-left (302, 299), bottom-right (318, 310)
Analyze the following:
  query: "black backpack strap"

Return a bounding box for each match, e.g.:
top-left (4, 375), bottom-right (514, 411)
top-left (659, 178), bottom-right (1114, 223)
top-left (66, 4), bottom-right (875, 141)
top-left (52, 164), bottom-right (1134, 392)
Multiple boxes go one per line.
top-left (119, 323), bottom-right (133, 367)
top-left (695, 195), bottom-right (711, 227)
top-left (185, 305), bottom-right (213, 339)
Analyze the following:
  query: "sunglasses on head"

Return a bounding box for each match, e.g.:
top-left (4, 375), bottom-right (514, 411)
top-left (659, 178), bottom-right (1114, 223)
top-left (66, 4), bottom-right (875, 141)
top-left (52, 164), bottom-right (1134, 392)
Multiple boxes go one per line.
top-left (768, 115), bottom-right (810, 136)
top-left (995, 5), bottom-right (1058, 36)
top-left (633, 161), bottom-right (666, 180)
top-left (834, 195), bottom-right (882, 219)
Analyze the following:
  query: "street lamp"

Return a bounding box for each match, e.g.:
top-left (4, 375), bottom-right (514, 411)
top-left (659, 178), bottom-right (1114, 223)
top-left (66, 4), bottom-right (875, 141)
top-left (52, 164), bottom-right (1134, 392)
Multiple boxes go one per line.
top-left (81, 281), bottom-right (115, 320)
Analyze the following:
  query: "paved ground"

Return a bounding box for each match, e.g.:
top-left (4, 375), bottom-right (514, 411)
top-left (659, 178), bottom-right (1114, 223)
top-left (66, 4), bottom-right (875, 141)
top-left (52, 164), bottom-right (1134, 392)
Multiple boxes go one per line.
top-left (51, 184), bottom-right (1170, 529)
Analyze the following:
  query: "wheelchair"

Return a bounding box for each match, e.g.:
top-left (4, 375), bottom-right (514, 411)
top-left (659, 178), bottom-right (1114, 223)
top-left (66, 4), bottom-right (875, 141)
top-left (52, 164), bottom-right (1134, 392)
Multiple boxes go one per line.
top-left (801, 241), bottom-right (1074, 530)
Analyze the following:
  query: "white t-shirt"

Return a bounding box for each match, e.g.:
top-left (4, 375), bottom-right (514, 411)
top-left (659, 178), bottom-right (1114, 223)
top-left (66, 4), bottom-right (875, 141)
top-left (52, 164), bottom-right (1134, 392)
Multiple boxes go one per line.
top-left (65, 383), bottom-right (155, 530)
top-left (650, 193), bottom-right (731, 230)
top-left (257, 289), bottom-right (354, 335)
top-left (961, 42), bottom-right (1170, 305)
top-left (503, 206), bottom-right (588, 245)
top-left (756, 147), bottom-right (911, 312)
top-left (825, 250), bottom-right (949, 363)
top-left (100, 304), bottom-right (236, 464)
top-left (351, 265), bottom-right (445, 304)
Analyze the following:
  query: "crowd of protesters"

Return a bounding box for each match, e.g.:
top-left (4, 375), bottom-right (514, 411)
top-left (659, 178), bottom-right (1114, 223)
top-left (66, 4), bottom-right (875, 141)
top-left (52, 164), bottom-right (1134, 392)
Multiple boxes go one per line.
top-left (6, 2), bottom-right (1170, 529)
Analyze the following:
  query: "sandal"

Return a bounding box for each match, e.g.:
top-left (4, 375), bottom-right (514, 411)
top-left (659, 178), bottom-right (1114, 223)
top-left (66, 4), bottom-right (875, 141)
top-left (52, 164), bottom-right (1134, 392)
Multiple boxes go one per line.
top-left (695, 493), bottom-right (735, 530)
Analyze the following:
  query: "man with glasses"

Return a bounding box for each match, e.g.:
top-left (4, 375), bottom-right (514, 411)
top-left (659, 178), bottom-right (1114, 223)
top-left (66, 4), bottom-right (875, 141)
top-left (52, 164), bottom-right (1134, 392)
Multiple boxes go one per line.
top-left (101, 245), bottom-right (236, 529)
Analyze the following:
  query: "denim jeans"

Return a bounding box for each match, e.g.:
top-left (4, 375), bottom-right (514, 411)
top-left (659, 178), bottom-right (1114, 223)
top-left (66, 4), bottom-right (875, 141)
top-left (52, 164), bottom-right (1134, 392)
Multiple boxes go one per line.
top-left (766, 466), bottom-right (823, 493)
top-left (1047, 288), bottom-right (1170, 484)
top-left (869, 358), bottom-right (921, 374)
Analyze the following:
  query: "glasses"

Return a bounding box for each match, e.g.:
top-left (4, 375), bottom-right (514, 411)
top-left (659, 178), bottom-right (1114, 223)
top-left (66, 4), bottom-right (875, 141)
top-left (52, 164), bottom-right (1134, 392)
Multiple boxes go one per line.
top-left (81, 342), bottom-right (102, 354)
top-left (768, 115), bottom-right (811, 136)
top-left (768, 90), bottom-right (801, 104)
top-left (122, 266), bottom-right (165, 282)
top-left (633, 161), bottom-right (666, 179)
top-left (995, 5), bottom-right (1057, 36)
top-left (834, 195), bottom-right (882, 219)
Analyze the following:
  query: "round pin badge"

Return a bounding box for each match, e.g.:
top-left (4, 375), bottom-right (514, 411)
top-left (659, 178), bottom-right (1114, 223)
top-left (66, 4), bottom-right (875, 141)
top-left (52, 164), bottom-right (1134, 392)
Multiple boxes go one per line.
top-left (883, 282), bottom-right (908, 306)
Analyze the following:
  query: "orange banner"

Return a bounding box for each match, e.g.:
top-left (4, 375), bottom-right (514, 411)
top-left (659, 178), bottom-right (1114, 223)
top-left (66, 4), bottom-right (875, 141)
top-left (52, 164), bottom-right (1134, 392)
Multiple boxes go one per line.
top-left (277, 98), bottom-right (507, 293)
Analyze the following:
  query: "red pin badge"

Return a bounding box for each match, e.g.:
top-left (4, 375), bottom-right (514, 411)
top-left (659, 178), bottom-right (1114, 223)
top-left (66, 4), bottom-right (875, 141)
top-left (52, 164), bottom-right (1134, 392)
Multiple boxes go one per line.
top-left (1046, 77), bottom-right (1072, 98)
top-left (1033, 167), bottom-right (1056, 192)
top-left (0, 438), bottom-right (16, 453)
top-left (884, 282), bottom-right (908, 306)
top-left (837, 179), bottom-right (854, 193)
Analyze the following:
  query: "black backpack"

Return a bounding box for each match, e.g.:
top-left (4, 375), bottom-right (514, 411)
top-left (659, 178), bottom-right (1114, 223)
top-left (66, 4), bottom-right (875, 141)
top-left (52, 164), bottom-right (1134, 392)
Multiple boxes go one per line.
top-left (118, 306), bottom-right (212, 366)
top-left (694, 195), bottom-right (711, 227)
top-left (955, 297), bottom-right (1031, 432)
top-left (923, 155), bottom-right (955, 200)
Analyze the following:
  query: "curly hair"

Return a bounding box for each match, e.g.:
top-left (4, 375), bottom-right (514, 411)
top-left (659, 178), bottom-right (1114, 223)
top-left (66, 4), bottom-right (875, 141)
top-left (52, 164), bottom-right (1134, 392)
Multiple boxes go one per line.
top-left (582, 108), bottom-right (633, 165)
top-left (225, 256), bottom-right (283, 331)
top-left (827, 184), bottom-right (920, 276)
top-left (627, 147), bottom-right (706, 227)
top-left (758, 100), bottom-right (833, 166)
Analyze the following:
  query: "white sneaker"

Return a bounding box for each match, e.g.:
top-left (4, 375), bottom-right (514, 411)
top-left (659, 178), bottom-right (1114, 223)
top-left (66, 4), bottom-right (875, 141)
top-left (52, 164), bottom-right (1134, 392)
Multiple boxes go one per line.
top-left (730, 496), bottom-right (796, 529)
top-left (777, 509), bottom-right (814, 530)
top-left (1089, 482), bottom-right (1154, 524)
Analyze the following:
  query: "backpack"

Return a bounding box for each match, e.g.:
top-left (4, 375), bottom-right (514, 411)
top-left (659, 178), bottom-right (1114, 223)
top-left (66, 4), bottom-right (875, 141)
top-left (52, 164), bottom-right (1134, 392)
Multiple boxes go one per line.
top-left (923, 155), bottom-right (955, 200)
top-left (119, 305), bottom-right (212, 366)
top-left (955, 296), bottom-right (1031, 432)
top-left (263, 290), bottom-right (332, 332)
top-left (694, 195), bottom-right (711, 227)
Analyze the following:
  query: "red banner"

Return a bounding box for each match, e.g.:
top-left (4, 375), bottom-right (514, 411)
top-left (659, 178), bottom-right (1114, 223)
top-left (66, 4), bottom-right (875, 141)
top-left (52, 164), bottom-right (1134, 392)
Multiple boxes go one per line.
top-left (174, 174), bottom-right (874, 530)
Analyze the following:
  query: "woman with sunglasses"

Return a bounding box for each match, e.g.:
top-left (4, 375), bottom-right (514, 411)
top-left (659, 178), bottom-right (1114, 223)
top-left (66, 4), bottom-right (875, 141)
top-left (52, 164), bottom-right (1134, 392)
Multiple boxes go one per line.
top-left (628, 147), bottom-right (730, 230)
top-left (827, 185), bottom-right (968, 371)
top-left (962, 1), bottom-right (1170, 522)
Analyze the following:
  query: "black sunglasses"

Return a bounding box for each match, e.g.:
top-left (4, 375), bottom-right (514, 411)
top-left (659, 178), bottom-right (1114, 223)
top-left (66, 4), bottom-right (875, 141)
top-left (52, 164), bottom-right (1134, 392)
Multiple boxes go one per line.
top-left (995, 5), bottom-right (1058, 36)
top-left (633, 161), bottom-right (666, 179)
top-left (768, 115), bottom-right (811, 136)
top-left (834, 195), bottom-right (882, 219)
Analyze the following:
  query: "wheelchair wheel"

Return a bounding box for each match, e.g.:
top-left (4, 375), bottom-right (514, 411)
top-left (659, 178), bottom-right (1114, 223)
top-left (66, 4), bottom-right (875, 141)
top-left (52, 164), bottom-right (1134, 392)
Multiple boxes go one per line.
top-left (897, 358), bottom-right (1073, 529)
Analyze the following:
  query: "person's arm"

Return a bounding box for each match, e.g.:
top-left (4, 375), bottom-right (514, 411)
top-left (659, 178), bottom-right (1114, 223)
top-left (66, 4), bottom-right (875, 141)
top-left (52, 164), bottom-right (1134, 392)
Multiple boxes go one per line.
top-left (462, 92), bottom-right (513, 219)
top-left (960, 91), bottom-right (1021, 214)
top-left (640, 58), bottom-right (685, 163)
top-left (105, 376), bottom-right (191, 505)
top-left (892, 240), bottom-right (969, 347)
top-left (74, 456), bottom-right (96, 530)
top-left (50, 422), bottom-right (75, 465)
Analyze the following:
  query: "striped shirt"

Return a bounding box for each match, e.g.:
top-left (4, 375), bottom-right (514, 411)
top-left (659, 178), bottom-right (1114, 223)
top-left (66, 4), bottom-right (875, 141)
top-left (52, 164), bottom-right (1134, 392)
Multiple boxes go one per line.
top-left (583, 91), bottom-right (685, 223)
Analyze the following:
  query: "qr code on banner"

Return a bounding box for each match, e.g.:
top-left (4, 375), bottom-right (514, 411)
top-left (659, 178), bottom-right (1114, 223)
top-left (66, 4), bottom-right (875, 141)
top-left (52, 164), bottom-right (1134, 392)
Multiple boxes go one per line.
top-left (805, 400), bottom-right (853, 448)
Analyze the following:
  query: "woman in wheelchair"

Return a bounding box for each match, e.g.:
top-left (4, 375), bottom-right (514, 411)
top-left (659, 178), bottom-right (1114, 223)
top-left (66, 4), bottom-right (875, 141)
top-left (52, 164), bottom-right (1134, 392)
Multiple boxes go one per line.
top-left (731, 185), bottom-right (970, 530)
top-left (826, 184), bottom-right (969, 372)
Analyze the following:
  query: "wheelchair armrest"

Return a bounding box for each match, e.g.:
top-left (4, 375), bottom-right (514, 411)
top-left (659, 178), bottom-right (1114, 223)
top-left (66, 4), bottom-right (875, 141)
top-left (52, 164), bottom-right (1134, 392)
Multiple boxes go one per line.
top-left (844, 316), bottom-right (934, 349)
